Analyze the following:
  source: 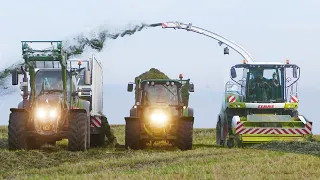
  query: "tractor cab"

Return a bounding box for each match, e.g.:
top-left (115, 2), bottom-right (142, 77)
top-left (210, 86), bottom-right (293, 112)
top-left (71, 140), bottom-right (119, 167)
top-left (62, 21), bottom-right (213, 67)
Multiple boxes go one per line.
top-left (139, 80), bottom-right (182, 106)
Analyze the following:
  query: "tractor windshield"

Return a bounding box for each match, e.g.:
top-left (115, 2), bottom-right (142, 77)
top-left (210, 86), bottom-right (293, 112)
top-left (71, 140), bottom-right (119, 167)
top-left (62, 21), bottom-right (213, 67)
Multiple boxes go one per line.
top-left (35, 70), bottom-right (72, 96)
top-left (247, 67), bottom-right (284, 102)
top-left (143, 84), bottom-right (179, 105)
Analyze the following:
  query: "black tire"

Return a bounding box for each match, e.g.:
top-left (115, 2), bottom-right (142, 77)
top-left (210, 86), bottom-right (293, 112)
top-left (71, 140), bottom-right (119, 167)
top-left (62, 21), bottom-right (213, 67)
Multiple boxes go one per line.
top-left (176, 119), bottom-right (194, 150)
top-left (227, 139), bottom-right (234, 148)
top-left (8, 112), bottom-right (27, 150)
top-left (90, 134), bottom-right (105, 147)
top-left (125, 119), bottom-right (141, 150)
top-left (68, 112), bottom-right (88, 151)
top-left (216, 120), bottom-right (223, 146)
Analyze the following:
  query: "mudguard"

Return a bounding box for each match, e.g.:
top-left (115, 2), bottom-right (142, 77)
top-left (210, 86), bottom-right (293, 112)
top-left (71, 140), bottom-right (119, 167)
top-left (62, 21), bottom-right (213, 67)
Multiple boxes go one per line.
top-left (125, 117), bottom-right (140, 122)
top-left (10, 108), bottom-right (28, 113)
top-left (180, 116), bottom-right (194, 122)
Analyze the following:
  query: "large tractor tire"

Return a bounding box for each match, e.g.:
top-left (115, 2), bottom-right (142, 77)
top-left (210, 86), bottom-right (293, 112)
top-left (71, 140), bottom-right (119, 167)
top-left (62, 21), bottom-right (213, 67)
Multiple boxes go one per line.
top-left (68, 112), bottom-right (88, 151)
top-left (125, 118), bottom-right (141, 150)
top-left (176, 118), bottom-right (194, 150)
top-left (8, 111), bottom-right (27, 150)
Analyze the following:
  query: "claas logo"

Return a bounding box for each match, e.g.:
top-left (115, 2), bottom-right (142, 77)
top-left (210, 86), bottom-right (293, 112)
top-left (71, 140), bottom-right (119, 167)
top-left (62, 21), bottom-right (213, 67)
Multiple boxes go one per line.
top-left (258, 105), bottom-right (274, 108)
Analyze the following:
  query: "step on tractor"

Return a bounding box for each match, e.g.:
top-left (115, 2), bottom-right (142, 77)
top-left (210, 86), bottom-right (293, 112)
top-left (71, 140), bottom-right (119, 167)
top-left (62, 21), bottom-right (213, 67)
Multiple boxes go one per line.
top-left (216, 60), bottom-right (313, 147)
top-left (8, 41), bottom-right (113, 151)
top-left (125, 75), bottom-right (195, 150)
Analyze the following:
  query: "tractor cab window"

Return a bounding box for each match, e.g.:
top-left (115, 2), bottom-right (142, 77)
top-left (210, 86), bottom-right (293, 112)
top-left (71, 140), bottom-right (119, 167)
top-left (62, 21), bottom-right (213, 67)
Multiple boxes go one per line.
top-left (35, 70), bottom-right (72, 96)
top-left (247, 67), bottom-right (283, 102)
top-left (143, 83), bottom-right (179, 105)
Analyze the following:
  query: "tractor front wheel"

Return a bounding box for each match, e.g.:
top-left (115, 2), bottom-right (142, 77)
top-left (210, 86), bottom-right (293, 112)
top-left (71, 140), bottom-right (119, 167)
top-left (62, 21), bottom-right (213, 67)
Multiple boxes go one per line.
top-left (68, 112), bottom-right (88, 151)
top-left (176, 119), bottom-right (194, 150)
top-left (125, 119), bottom-right (141, 150)
top-left (8, 111), bottom-right (27, 150)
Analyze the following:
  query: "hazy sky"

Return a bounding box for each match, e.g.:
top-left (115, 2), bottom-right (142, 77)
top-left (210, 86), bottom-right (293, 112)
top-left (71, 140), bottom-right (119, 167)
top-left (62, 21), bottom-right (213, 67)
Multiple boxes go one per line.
top-left (0, 0), bottom-right (319, 133)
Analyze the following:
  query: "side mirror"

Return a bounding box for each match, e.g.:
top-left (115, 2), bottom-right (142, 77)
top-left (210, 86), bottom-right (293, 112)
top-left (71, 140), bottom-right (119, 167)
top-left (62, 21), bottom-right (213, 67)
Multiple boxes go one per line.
top-left (293, 68), bottom-right (298, 78)
top-left (189, 83), bottom-right (194, 92)
top-left (127, 83), bottom-right (134, 92)
top-left (84, 70), bottom-right (91, 85)
top-left (11, 69), bottom-right (18, 85)
top-left (231, 67), bottom-right (237, 78)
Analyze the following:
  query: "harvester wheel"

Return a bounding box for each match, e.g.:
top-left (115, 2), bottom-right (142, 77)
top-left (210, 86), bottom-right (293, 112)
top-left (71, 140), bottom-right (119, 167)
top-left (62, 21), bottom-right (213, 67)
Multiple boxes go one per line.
top-left (176, 119), bottom-right (193, 150)
top-left (8, 112), bottom-right (27, 150)
top-left (227, 139), bottom-right (234, 148)
top-left (68, 112), bottom-right (88, 151)
top-left (125, 119), bottom-right (141, 150)
top-left (216, 120), bottom-right (223, 146)
top-left (235, 135), bottom-right (243, 148)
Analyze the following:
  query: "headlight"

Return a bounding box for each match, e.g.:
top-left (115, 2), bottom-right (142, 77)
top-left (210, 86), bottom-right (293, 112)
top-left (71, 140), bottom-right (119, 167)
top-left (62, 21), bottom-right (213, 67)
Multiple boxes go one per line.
top-left (36, 108), bottom-right (46, 119)
top-left (35, 108), bottom-right (58, 121)
top-left (150, 111), bottom-right (167, 124)
top-left (49, 109), bottom-right (57, 118)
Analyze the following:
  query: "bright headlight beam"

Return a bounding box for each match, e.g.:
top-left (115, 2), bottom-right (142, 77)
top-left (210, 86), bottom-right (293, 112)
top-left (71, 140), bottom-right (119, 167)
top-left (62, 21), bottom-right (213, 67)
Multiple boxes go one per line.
top-left (151, 112), bottom-right (167, 124)
top-left (49, 109), bottom-right (57, 118)
top-left (36, 108), bottom-right (46, 119)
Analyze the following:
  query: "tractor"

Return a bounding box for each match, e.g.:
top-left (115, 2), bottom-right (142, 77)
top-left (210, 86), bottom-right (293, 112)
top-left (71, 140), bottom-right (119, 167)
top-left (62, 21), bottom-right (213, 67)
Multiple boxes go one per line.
top-left (125, 75), bottom-right (195, 150)
top-left (8, 41), bottom-right (92, 151)
top-left (216, 60), bottom-right (313, 147)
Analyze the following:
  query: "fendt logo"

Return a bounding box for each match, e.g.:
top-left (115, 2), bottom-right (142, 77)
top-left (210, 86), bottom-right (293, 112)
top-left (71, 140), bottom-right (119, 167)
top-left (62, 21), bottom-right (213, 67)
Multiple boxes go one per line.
top-left (258, 105), bottom-right (274, 108)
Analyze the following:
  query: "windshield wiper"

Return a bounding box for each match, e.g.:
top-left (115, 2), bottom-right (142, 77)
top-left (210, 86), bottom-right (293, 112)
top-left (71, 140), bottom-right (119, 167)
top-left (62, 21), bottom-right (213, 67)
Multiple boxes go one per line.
top-left (161, 84), bottom-right (176, 96)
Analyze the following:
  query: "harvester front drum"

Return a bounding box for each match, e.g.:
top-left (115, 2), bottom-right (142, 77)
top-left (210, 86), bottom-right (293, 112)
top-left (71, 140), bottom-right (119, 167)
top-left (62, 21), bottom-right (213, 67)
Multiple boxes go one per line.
top-left (125, 118), bottom-right (141, 150)
top-left (176, 118), bottom-right (194, 150)
top-left (68, 111), bottom-right (88, 151)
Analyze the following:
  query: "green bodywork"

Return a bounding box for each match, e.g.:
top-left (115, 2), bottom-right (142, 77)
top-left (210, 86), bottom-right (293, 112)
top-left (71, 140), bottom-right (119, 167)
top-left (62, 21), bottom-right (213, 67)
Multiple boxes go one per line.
top-left (21, 41), bottom-right (71, 107)
top-left (218, 63), bottom-right (312, 146)
top-left (128, 78), bottom-right (194, 140)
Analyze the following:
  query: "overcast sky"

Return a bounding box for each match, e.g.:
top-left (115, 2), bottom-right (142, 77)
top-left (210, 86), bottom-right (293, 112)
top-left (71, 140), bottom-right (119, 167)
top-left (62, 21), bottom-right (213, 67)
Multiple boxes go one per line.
top-left (0, 0), bottom-right (319, 133)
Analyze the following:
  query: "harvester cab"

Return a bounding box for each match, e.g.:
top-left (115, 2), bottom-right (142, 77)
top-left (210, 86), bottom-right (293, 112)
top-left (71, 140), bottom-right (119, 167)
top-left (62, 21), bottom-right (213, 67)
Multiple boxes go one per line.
top-left (8, 41), bottom-right (91, 151)
top-left (125, 75), bottom-right (195, 150)
top-left (217, 60), bottom-right (312, 147)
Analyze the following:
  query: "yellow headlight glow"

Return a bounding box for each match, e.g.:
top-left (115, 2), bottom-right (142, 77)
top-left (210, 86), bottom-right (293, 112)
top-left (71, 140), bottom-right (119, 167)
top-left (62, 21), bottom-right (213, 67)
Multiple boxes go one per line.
top-left (36, 108), bottom-right (46, 119)
top-left (35, 108), bottom-right (58, 121)
top-left (49, 109), bottom-right (57, 118)
top-left (150, 111), bottom-right (167, 124)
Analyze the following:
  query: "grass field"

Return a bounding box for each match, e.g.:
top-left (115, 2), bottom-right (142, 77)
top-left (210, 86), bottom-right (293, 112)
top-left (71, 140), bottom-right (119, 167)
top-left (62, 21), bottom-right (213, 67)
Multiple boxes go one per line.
top-left (0, 125), bottom-right (319, 180)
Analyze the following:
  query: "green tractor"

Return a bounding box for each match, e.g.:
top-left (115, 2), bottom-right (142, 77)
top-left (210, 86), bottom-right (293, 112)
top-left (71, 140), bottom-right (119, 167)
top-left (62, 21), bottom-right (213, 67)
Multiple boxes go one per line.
top-left (125, 75), bottom-right (195, 150)
top-left (8, 41), bottom-right (91, 151)
top-left (216, 60), bottom-right (313, 147)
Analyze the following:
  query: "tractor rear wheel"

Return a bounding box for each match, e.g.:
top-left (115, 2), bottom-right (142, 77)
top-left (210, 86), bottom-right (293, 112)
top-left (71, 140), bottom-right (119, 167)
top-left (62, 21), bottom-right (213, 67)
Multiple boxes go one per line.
top-left (125, 119), bottom-right (141, 150)
top-left (68, 112), bottom-right (88, 151)
top-left (8, 112), bottom-right (27, 150)
top-left (176, 119), bottom-right (193, 150)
